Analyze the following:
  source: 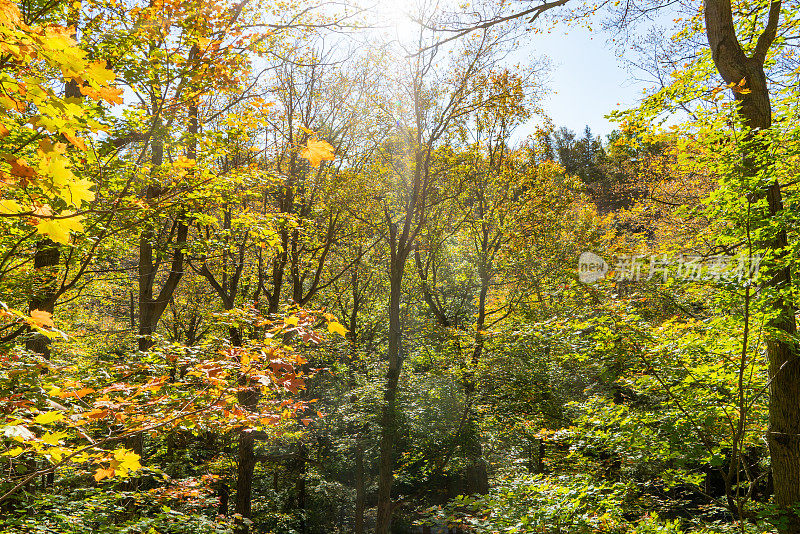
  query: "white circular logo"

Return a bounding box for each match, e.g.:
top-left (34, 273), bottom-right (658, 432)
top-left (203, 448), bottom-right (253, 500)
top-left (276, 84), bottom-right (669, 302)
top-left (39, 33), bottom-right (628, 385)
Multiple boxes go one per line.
top-left (578, 252), bottom-right (608, 283)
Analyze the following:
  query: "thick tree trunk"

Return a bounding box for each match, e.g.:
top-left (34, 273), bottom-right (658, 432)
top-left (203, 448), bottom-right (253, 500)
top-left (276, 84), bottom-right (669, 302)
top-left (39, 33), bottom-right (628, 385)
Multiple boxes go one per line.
top-left (137, 103), bottom-right (193, 351)
top-left (234, 388), bottom-right (260, 533)
top-left (26, 239), bottom-right (60, 357)
top-left (704, 1), bottom-right (799, 530)
top-left (235, 430), bottom-right (256, 522)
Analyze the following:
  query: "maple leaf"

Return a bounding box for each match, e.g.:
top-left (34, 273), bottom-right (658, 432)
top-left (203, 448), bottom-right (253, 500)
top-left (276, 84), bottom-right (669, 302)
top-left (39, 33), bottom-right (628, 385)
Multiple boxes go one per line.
top-left (62, 178), bottom-right (95, 205)
top-left (63, 130), bottom-right (86, 150)
top-left (95, 86), bottom-right (123, 105)
top-left (300, 139), bottom-right (334, 166)
top-left (43, 26), bottom-right (75, 50)
top-left (6, 156), bottom-right (37, 179)
top-left (93, 467), bottom-right (115, 482)
top-left (0, 0), bottom-right (21, 27)
top-left (173, 155), bottom-right (195, 169)
top-left (327, 321), bottom-right (348, 337)
top-left (85, 60), bottom-right (115, 85)
top-left (33, 410), bottom-right (64, 424)
top-left (35, 212), bottom-right (84, 244)
top-left (0, 200), bottom-right (25, 214)
top-left (113, 449), bottom-right (142, 473)
top-left (29, 309), bottom-right (54, 328)
top-left (41, 431), bottom-right (68, 445)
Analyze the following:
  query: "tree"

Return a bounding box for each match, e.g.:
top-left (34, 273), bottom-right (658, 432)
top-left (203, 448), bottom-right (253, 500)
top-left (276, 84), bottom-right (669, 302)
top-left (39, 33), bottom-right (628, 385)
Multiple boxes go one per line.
top-left (430, 0), bottom-right (800, 529)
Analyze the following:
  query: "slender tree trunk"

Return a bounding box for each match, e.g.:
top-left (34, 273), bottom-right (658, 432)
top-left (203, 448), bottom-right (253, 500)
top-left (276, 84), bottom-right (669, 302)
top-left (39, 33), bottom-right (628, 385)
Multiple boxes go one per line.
top-left (354, 441), bottom-right (366, 534)
top-left (218, 481), bottom-right (229, 516)
top-left (25, 33), bottom-right (83, 358)
top-left (297, 443), bottom-right (307, 534)
top-left (375, 260), bottom-right (407, 534)
top-left (138, 99), bottom-right (194, 350)
top-left (463, 268), bottom-right (489, 494)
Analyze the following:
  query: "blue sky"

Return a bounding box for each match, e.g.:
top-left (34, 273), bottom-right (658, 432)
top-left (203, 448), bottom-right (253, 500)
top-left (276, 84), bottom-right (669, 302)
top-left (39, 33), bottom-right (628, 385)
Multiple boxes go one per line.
top-left (372, 0), bottom-right (656, 141)
top-left (512, 27), bottom-right (650, 140)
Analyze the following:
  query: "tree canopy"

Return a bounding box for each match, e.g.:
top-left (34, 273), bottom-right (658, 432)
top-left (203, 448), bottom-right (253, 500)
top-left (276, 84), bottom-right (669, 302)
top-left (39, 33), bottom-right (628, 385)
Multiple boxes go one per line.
top-left (2, 0), bottom-right (800, 533)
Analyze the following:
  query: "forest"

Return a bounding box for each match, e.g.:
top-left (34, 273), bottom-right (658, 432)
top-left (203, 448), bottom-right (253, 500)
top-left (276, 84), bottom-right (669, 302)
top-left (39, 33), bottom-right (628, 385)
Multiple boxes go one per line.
top-left (1, 0), bottom-right (800, 532)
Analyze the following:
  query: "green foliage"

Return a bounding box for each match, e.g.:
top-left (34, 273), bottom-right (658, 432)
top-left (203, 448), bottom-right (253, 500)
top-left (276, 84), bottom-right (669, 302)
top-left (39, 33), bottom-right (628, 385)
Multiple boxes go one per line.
top-left (423, 474), bottom-right (684, 534)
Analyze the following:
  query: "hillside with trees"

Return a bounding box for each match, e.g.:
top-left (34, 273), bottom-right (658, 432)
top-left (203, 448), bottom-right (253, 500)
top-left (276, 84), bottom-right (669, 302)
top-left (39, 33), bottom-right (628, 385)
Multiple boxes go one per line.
top-left (1, 0), bottom-right (800, 533)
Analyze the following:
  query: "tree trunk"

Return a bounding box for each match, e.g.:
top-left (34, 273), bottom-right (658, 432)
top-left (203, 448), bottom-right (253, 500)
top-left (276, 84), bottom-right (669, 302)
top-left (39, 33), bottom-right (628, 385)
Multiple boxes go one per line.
top-left (297, 443), bottom-right (307, 534)
top-left (218, 481), bottom-right (229, 516)
top-left (235, 430), bottom-right (256, 527)
top-left (354, 441), bottom-right (366, 534)
top-left (375, 260), bottom-right (407, 534)
top-left (704, 0), bottom-right (799, 529)
top-left (137, 102), bottom-right (193, 351)
top-left (26, 239), bottom-right (60, 357)
top-left (25, 28), bottom-right (82, 358)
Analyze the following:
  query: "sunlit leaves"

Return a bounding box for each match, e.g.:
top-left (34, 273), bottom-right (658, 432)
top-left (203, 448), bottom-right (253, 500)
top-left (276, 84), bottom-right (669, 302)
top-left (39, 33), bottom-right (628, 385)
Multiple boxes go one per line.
top-left (0, 1), bottom-right (116, 243)
top-left (326, 321), bottom-right (348, 337)
top-left (35, 213), bottom-right (85, 244)
top-left (300, 138), bottom-right (335, 166)
top-left (33, 411), bottom-right (65, 425)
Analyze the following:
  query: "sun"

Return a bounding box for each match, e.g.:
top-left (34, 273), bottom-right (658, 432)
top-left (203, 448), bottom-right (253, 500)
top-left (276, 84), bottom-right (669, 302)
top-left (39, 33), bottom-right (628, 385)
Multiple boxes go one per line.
top-left (371, 0), bottom-right (426, 43)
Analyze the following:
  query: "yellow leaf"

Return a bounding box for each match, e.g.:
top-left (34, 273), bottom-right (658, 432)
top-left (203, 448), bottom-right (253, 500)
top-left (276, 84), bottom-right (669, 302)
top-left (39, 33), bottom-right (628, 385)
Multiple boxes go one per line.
top-left (0, 0), bottom-right (21, 27)
top-left (36, 213), bottom-right (84, 244)
top-left (85, 60), bottom-right (115, 86)
top-left (40, 153), bottom-right (74, 190)
top-left (173, 155), bottom-right (195, 169)
top-left (284, 316), bottom-right (299, 327)
top-left (62, 178), bottom-right (95, 205)
top-left (29, 309), bottom-right (54, 328)
top-left (34, 411), bottom-right (64, 425)
top-left (41, 431), bottom-right (67, 446)
top-left (113, 449), bottom-right (141, 472)
top-left (0, 200), bottom-right (25, 214)
top-left (300, 139), bottom-right (334, 167)
top-left (94, 466), bottom-right (115, 482)
top-left (327, 321), bottom-right (348, 337)
top-left (44, 26), bottom-right (75, 47)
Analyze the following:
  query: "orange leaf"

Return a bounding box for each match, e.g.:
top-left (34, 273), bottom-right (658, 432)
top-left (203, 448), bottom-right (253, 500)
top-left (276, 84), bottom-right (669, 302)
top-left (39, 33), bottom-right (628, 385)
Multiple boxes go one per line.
top-left (63, 130), bottom-right (86, 150)
top-left (93, 466), bottom-right (115, 482)
top-left (300, 139), bottom-right (334, 167)
top-left (29, 309), bottom-right (54, 328)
